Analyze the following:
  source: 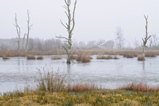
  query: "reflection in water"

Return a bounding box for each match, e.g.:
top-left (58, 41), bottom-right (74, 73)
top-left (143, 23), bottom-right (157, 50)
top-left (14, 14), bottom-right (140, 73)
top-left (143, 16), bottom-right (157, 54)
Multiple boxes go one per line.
top-left (142, 61), bottom-right (145, 71)
top-left (67, 64), bottom-right (71, 84)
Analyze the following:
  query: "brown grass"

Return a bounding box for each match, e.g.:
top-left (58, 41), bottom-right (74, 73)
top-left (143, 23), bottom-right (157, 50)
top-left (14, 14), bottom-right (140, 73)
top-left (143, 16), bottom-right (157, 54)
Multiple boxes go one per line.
top-left (113, 56), bottom-right (119, 59)
top-left (118, 82), bottom-right (157, 92)
top-left (2, 55), bottom-right (10, 60)
top-left (97, 55), bottom-right (113, 59)
top-left (67, 83), bottom-right (98, 92)
top-left (0, 50), bottom-right (159, 57)
top-left (76, 54), bottom-right (91, 63)
top-left (52, 56), bottom-right (61, 60)
top-left (70, 55), bottom-right (78, 59)
top-left (37, 56), bottom-right (44, 60)
top-left (145, 52), bottom-right (157, 57)
top-left (123, 53), bottom-right (134, 58)
top-left (27, 55), bottom-right (36, 60)
top-left (138, 56), bottom-right (145, 61)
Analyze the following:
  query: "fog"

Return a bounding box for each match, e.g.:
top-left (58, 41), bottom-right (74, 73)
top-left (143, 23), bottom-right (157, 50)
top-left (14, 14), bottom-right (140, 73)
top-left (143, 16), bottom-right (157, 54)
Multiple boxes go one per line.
top-left (0, 0), bottom-right (159, 47)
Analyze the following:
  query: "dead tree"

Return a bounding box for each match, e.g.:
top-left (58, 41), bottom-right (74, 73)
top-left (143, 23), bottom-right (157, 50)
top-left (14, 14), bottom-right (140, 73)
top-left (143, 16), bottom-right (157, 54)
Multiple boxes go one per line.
top-left (14, 14), bottom-right (21, 52)
top-left (142, 15), bottom-right (151, 57)
top-left (57, 0), bottom-right (77, 64)
top-left (26, 10), bottom-right (32, 52)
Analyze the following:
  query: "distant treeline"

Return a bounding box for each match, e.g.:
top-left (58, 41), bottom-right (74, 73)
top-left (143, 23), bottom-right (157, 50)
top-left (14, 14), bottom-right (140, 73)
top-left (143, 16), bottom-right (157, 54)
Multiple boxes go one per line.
top-left (0, 38), bottom-right (158, 50)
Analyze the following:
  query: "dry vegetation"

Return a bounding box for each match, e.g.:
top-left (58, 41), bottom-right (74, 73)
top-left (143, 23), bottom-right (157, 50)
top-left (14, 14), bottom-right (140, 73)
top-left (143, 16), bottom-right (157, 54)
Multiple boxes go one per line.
top-left (0, 50), bottom-right (159, 57)
top-left (27, 55), bottom-right (36, 60)
top-left (118, 82), bottom-right (159, 92)
top-left (138, 55), bottom-right (145, 61)
top-left (76, 54), bottom-right (92, 63)
top-left (37, 56), bottom-right (44, 60)
top-left (1, 71), bottom-right (159, 105)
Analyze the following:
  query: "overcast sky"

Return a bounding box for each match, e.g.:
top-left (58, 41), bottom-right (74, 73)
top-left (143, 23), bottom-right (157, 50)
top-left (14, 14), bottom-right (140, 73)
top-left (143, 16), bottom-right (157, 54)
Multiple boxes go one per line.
top-left (0, 0), bottom-right (159, 46)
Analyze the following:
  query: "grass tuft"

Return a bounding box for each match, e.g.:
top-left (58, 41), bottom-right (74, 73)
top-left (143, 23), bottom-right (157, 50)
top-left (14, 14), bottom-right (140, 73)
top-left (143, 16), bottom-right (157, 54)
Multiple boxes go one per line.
top-left (27, 55), bottom-right (36, 60)
top-left (37, 56), bottom-right (44, 60)
top-left (118, 82), bottom-right (156, 92)
top-left (76, 54), bottom-right (91, 63)
top-left (138, 56), bottom-right (145, 61)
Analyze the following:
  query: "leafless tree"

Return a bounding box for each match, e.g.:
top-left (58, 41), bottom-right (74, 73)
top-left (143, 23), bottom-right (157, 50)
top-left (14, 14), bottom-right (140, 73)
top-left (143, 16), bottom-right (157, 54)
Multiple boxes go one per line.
top-left (14, 10), bottom-right (32, 52)
top-left (142, 15), bottom-right (151, 57)
top-left (26, 10), bottom-right (33, 52)
top-left (14, 14), bottom-right (21, 52)
top-left (57, 0), bottom-right (77, 64)
top-left (115, 27), bottom-right (124, 49)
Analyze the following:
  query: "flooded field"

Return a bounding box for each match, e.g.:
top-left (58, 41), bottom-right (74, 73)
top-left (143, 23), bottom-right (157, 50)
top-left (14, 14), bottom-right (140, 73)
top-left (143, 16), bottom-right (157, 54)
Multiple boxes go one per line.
top-left (0, 55), bottom-right (159, 93)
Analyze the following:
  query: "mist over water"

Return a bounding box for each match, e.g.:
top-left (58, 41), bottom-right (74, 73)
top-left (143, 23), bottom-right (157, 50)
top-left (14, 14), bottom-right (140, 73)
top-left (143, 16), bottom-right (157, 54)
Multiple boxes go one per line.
top-left (0, 55), bottom-right (159, 93)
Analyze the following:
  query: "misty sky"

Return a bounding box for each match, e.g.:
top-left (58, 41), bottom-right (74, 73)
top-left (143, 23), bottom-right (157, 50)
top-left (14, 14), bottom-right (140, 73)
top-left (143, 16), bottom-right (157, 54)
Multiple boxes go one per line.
top-left (0, 0), bottom-right (159, 47)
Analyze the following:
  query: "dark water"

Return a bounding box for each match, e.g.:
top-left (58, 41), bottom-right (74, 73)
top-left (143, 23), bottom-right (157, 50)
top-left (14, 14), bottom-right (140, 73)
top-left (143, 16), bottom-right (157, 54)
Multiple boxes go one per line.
top-left (0, 55), bottom-right (159, 93)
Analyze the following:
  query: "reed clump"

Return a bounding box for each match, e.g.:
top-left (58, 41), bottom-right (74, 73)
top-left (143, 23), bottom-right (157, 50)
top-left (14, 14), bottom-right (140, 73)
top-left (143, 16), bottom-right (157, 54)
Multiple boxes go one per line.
top-left (123, 53), bottom-right (134, 58)
top-left (97, 55), bottom-right (119, 60)
top-left (138, 56), bottom-right (145, 61)
top-left (37, 56), bottom-right (44, 60)
top-left (2, 55), bottom-right (10, 60)
top-left (70, 55), bottom-right (78, 59)
top-left (27, 55), bottom-right (36, 60)
top-left (76, 54), bottom-right (91, 63)
top-left (118, 82), bottom-right (156, 92)
top-left (36, 71), bottom-right (66, 92)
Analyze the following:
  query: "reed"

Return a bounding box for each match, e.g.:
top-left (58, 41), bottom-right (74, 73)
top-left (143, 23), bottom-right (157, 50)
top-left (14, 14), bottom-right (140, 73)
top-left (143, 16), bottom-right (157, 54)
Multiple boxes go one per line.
top-left (97, 55), bottom-right (113, 59)
top-left (37, 56), bottom-right (44, 60)
top-left (36, 71), bottom-right (66, 92)
top-left (118, 82), bottom-right (156, 92)
top-left (76, 54), bottom-right (91, 63)
top-left (27, 55), bottom-right (36, 60)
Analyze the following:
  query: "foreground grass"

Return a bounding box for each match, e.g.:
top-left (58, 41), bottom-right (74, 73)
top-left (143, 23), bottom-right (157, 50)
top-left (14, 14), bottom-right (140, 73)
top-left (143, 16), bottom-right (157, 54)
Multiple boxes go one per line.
top-left (1, 90), bottom-right (159, 106)
top-left (1, 70), bottom-right (159, 105)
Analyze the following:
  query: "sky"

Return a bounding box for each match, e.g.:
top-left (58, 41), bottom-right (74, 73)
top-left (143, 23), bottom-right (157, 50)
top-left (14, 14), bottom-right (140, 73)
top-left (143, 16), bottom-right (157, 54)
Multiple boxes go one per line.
top-left (0, 0), bottom-right (159, 47)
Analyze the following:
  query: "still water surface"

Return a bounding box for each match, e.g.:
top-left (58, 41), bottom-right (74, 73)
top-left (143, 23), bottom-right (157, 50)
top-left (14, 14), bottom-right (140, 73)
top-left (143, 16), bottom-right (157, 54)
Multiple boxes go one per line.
top-left (0, 55), bottom-right (159, 93)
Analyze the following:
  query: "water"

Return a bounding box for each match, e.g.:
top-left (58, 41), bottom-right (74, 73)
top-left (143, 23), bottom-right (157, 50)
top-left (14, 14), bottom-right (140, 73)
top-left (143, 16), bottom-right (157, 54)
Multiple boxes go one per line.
top-left (0, 55), bottom-right (159, 93)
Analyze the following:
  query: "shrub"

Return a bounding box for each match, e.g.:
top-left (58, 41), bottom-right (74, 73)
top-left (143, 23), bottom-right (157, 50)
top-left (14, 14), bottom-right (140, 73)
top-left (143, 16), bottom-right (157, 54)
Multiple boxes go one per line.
top-left (27, 55), bottom-right (36, 60)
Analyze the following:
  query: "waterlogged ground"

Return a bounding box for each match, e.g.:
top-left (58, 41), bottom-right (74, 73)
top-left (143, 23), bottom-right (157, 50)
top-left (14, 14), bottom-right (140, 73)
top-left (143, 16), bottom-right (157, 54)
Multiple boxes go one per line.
top-left (0, 55), bottom-right (159, 93)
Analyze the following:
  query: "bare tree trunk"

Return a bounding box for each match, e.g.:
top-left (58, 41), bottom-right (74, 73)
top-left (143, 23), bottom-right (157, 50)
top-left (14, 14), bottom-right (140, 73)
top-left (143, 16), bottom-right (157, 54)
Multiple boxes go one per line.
top-left (58, 0), bottom-right (77, 64)
top-left (26, 10), bottom-right (32, 52)
top-left (15, 14), bottom-right (21, 52)
top-left (142, 15), bottom-right (151, 57)
top-left (22, 33), bottom-right (26, 51)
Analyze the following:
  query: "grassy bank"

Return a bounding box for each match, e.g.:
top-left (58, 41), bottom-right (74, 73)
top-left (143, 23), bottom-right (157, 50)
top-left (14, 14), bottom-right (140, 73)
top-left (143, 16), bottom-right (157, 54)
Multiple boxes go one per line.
top-left (1, 71), bottom-right (159, 105)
